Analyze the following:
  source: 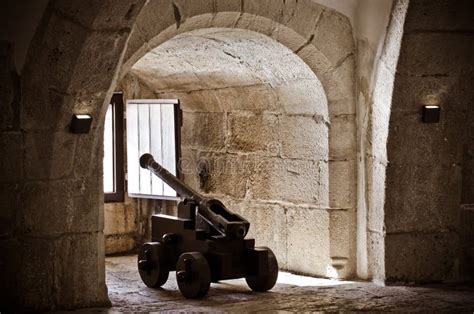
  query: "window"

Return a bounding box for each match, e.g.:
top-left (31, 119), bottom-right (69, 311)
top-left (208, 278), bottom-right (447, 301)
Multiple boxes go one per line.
top-left (103, 93), bottom-right (125, 202)
top-left (126, 99), bottom-right (181, 199)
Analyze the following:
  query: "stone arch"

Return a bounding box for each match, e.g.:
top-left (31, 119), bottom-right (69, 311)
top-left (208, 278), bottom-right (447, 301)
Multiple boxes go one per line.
top-left (3, 0), bottom-right (357, 309)
top-left (119, 0), bottom-right (357, 278)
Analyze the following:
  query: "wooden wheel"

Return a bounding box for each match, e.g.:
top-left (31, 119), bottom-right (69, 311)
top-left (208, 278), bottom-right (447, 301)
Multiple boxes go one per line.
top-left (246, 247), bottom-right (278, 292)
top-left (137, 242), bottom-right (169, 288)
top-left (176, 252), bottom-right (211, 299)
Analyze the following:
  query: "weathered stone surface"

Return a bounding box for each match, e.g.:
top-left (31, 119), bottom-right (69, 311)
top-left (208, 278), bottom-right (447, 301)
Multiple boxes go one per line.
top-left (0, 183), bottom-right (20, 237)
top-left (180, 149), bottom-right (250, 199)
top-left (182, 112), bottom-right (226, 151)
top-left (104, 202), bottom-right (137, 236)
top-left (386, 232), bottom-right (459, 282)
top-left (311, 10), bottom-right (354, 67)
top-left (329, 210), bottom-right (355, 278)
top-left (244, 0), bottom-right (285, 23)
top-left (250, 157), bottom-right (328, 205)
top-left (214, 84), bottom-right (280, 113)
top-left (328, 159), bottom-right (356, 210)
top-left (24, 131), bottom-right (76, 180)
top-left (105, 233), bottom-right (136, 254)
top-left (215, 0), bottom-right (241, 12)
top-left (228, 112), bottom-right (279, 154)
top-left (275, 79), bottom-right (328, 116)
top-left (1, 233), bottom-right (109, 311)
top-left (231, 201), bottom-right (288, 269)
top-left (19, 179), bottom-right (102, 235)
top-left (385, 161), bottom-right (462, 233)
top-left (53, 0), bottom-right (144, 31)
top-left (323, 55), bottom-right (355, 102)
top-left (397, 33), bottom-right (474, 76)
top-left (280, 115), bottom-right (328, 160)
top-left (285, 0), bottom-right (323, 40)
top-left (287, 206), bottom-right (330, 276)
top-left (404, 0), bottom-right (474, 32)
top-left (0, 132), bottom-right (24, 182)
top-left (172, 0), bottom-right (214, 20)
top-left (329, 114), bottom-right (356, 160)
top-left (133, 0), bottom-right (175, 41)
top-left (68, 31), bottom-right (130, 94)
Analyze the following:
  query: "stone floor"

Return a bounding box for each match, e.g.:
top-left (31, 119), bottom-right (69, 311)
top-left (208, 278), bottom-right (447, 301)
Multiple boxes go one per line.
top-left (69, 255), bottom-right (474, 312)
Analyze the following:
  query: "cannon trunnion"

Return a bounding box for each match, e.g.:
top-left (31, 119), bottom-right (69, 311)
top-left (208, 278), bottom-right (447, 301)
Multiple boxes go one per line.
top-left (137, 154), bottom-right (278, 298)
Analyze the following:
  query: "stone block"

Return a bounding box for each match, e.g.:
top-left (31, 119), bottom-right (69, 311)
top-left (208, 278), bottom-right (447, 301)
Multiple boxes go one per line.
top-left (2, 233), bottom-right (109, 310)
top-left (182, 112), bottom-right (226, 151)
top-left (122, 26), bottom-right (148, 64)
top-left (162, 89), bottom-right (223, 112)
top-left (397, 33), bottom-right (474, 77)
top-left (24, 131), bottom-right (76, 180)
top-left (53, 0), bottom-right (144, 31)
top-left (391, 75), bottom-right (473, 115)
top-left (244, 0), bottom-right (285, 23)
top-left (329, 159), bottom-right (356, 209)
top-left (329, 210), bottom-right (355, 263)
top-left (367, 230), bottom-right (385, 283)
top-left (323, 54), bottom-right (355, 102)
top-left (215, 0), bottom-right (241, 12)
top-left (296, 44), bottom-right (332, 80)
top-left (385, 232), bottom-right (459, 282)
top-left (173, 0), bottom-right (215, 19)
top-left (385, 161), bottom-right (462, 234)
top-left (134, 0), bottom-right (175, 41)
top-left (0, 183), bottom-right (20, 237)
top-left (104, 203), bottom-right (137, 235)
top-left (22, 13), bottom-right (88, 95)
top-left (228, 112), bottom-right (279, 154)
top-left (73, 130), bottom-right (103, 178)
top-left (0, 132), bottom-right (24, 182)
top-left (180, 149), bottom-right (250, 199)
top-left (285, 0), bottom-right (323, 40)
top-left (105, 233), bottom-right (136, 255)
top-left (328, 98), bottom-right (356, 116)
top-left (68, 30), bottom-right (130, 94)
top-left (235, 13), bottom-right (276, 37)
top-left (235, 201), bottom-right (288, 269)
top-left (329, 114), bottom-right (356, 160)
top-left (311, 10), bottom-right (354, 67)
top-left (214, 84), bottom-right (279, 113)
top-left (275, 80), bottom-right (328, 116)
top-left (287, 206), bottom-right (330, 276)
top-left (404, 0), bottom-right (474, 33)
top-left (280, 115), bottom-right (328, 161)
top-left (387, 112), bottom-right (466, 167)
top-left (271, 24), bottom-right (307, 53)
top-left (211, 12), bottom-right (242, 28)
top-left (250, 157), bottom-right (328, 206)
top-left (367, 161), bottom-right (387, 232)
top-left (19, 179), bottom-right (102, 235)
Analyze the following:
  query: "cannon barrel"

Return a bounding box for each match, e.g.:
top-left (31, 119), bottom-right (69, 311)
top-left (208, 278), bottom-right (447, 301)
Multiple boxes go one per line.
top-left (140, 153), bottom-right (249, 239)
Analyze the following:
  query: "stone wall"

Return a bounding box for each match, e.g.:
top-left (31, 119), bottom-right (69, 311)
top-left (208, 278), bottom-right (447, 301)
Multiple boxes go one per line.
top-left (130, 28), bottom-right (339, 277)
top-left (385, 0), bottom-right (474, 282)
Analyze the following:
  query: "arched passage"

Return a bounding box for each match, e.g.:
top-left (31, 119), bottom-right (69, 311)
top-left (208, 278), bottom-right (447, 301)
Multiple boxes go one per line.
top-left (126, 27), bottom-right (330, 275)
top-left (1, 0), bottom-right (357, 310)
top-left (120, 0), bottom-right (358, 279)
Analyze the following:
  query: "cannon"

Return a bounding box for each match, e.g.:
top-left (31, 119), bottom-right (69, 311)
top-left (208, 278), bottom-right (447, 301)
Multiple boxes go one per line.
top-left (137, 153), bottom-right (279, 298)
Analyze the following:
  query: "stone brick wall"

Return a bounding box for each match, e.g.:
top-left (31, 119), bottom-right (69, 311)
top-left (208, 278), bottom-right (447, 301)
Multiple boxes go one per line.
top-left (385, 0), bottom-right (474, 282)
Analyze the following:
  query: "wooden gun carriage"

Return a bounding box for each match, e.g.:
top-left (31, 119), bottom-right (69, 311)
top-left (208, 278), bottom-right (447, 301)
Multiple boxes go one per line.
top-left (137, 153), bottom-right (278, 298)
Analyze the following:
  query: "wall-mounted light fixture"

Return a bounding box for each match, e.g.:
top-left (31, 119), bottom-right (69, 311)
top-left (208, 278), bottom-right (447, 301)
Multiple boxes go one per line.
top-left (422, 105), bottom-right (440, 123)
top-left (70, 114), bottom-right (93, 134)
